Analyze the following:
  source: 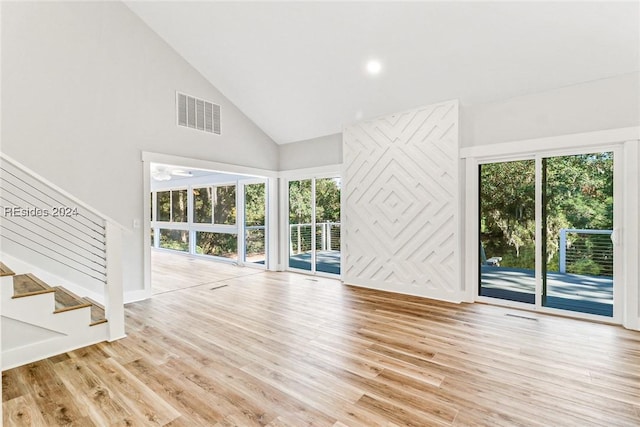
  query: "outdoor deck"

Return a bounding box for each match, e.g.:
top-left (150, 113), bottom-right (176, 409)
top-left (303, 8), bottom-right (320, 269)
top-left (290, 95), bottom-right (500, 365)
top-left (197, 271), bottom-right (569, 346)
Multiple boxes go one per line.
top-left (288, 250), bottom-right (341, 275)
top-left (481, 266), bottom-right (613, 316)
top-left (286, 254), bottom-right (612, 316)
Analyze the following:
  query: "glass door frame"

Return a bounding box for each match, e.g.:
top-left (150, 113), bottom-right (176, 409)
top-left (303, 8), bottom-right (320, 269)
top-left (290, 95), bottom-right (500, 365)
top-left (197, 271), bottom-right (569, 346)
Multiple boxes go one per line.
top-left (237, 178), bottom-right (269, 269)
top-left (478, 156), bottom-right (537, 304)
top-left (282, 170), bottom-right (342, 278)
top-left (469, 144), bottom-right (623, 323)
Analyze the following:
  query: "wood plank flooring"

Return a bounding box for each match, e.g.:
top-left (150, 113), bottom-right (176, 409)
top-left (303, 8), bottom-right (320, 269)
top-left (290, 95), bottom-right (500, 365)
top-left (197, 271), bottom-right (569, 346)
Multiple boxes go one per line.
top-left (151, 250), bottom-right (260, 295)
top-left (3, 252), bottom-right (640, 426)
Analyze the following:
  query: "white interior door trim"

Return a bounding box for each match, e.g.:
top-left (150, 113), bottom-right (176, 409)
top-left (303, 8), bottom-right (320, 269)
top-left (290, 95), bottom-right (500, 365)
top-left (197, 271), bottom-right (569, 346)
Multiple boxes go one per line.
top-left (460, 127), bottom-right (639, 159)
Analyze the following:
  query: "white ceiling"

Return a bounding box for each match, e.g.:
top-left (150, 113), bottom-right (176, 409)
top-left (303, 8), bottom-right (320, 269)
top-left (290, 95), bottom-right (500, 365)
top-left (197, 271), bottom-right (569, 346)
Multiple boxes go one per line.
top-left (151, 163), bottom-right (252, 182)
top-left (125, 1), bottom-right (640, 145)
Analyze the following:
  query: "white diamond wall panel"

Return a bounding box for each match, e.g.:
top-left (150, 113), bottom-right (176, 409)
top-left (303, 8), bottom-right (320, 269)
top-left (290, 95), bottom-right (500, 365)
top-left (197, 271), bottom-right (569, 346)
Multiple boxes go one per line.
top-left (343, 100), bottom-right (462, 301)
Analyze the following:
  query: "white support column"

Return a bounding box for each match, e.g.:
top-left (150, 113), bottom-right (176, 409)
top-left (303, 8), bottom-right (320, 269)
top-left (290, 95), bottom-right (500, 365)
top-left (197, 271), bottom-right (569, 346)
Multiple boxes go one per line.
top-left (322, 222), bottom-right (327, 251)
top-left (311, 178), bottom-right (317, 274)
top-left (623, 141), bottom-right (639, 330)
top-left (187, 184), bottom-right (196, 255)
top-left (237, 182), bottom-right (246, 265)
top-left (535, 156), bottom-right (543, 308)
top-left (143, 160), bottom-right (153, 296)
top-left (463, 156), bottom-right (479, 302)
top-left (105, 222), bottom-right (126, 341)
top-left (268, 176), bottom-right (281, 271)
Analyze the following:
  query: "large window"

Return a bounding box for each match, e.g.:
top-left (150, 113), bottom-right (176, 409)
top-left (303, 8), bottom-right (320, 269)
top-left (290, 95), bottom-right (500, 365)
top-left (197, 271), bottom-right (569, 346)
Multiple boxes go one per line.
top-left (214, 185), bottom-right (236, 225)
top-left (479, 151), bottom-right (615, 317)
top-left (156, 189), bottom-right (187, 223)
top-left (157, 191), bottom-right (170, 221)
top-left (196, 232), bottom-right (238, 259)
top-left (159, 229), bottom-right (188, 252)
top-left (193, 187), bottom-right (212, 223)
top-left (288, 176), bottom-right (341, 275)
top-left (151, 178), bottom-right (267, 266)
top-left (245, 183), bottom-right (266, 264)
top-left (192, 185), bottom-right (236, 225)
top-left (172, 189), bottom-right (188, 222)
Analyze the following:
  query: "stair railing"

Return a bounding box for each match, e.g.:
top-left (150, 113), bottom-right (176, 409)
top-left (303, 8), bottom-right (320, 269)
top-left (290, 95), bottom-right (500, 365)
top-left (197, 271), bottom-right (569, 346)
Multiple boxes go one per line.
top-left (0, 153), bottom-right (126, 341)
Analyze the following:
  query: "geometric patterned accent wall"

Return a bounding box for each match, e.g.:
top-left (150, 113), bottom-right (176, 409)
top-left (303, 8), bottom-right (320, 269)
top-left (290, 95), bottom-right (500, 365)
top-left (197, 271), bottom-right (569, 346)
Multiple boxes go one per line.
top-left (343, 100), bottom-right (461, 301)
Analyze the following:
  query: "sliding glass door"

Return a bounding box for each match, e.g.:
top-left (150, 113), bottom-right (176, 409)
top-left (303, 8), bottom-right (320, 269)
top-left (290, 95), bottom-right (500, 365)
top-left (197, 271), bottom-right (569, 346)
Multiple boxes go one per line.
top-left (479, 151), bottom-right (616, 317)
top-left (243, 182), bottom-right (266, 265)
top-left (288, 177), bottom-right (341, 275)
top-left (288, 179), bottom-right (313, 271)
top-left (479, 159), bottom-right (536, 303)
top-left (314, 178), bottom-right (341, 275)
top-left (542, 153), bottom-right (614, 316)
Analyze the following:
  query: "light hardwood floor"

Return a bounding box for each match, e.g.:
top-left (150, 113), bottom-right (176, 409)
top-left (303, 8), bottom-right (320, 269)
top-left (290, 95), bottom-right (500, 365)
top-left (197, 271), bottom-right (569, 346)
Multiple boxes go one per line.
top-left (3, 251), bottom-right (640, 426)
top-left (151, 250), bottom-right (261, 295)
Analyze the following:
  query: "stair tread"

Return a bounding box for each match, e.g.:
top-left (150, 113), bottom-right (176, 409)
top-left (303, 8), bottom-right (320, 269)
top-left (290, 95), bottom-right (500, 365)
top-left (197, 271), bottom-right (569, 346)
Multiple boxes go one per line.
top-left (0, 262), bottom-right (15, 276)
top-left (83, 297), bottom-right (108, 326)
top-left (12, 274), bottom-right (55, 298)
top-left (54, 286), bottom-right (92, 313)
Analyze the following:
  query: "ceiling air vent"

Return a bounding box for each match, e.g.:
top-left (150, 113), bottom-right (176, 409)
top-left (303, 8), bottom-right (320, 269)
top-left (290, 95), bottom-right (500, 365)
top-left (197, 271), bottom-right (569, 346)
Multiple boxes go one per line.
top-left (177, 92), bottom-right (221, 135)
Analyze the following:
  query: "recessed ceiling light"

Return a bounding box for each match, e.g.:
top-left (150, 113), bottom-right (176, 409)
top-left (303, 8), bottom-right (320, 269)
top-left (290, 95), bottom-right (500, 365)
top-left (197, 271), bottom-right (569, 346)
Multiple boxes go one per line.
top-left (366, 59), bottom-right (382, 75)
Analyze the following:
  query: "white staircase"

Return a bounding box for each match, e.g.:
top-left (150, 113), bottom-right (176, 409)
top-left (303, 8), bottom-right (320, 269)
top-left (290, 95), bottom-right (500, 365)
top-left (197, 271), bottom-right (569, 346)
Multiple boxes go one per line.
top-left (0, 153), bottom-right (126, 370)
top-left (1, 263), bottom-right (109, 368)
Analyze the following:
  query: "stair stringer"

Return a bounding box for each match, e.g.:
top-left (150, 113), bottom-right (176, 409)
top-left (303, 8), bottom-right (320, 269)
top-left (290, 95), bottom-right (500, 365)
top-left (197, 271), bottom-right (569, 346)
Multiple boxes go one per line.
top-left (0, 276), bottom-right (109, 370)
top-left (1, 317), bottom-right (108, 370)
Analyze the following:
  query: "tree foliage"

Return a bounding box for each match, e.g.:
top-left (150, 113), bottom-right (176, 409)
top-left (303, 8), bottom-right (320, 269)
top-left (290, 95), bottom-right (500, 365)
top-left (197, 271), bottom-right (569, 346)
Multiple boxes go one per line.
top-left (213, 185), bottom-right (236, 225)
top-left (289, 179), bottom-right (312, 224)
top-left (156, 183), bottom-right (254, 258)
top-left (315, 178), bottom-right (341, 222)
top-left (480, 153), bottom-right (613, 273)
top-left (244, 183), bottom-right (266, 257)
top-left (288, 178), bottom-right (341, 253)
top-left (193, 187), bottom-right (212, 223)
top-left (245, 183), bottom-right (265, 226)
top-left (481, 160), bottom-right (535, 263)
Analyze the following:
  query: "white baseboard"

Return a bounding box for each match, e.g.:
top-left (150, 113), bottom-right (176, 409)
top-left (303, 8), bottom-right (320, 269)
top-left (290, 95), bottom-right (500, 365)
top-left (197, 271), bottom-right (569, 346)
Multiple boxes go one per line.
top-left (342, 276), bottom-right (466, 304)
top-left (124, 289), bottom-right (151, 304)
top-left (624, 316), bottom-right (640, 331)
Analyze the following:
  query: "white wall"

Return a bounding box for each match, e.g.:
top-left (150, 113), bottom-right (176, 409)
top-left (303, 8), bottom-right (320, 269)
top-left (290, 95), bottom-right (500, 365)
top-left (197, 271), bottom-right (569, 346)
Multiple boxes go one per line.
top-left (1, 2), bottom-right (279, 297)
top-left (462, 72), bottom-right (640, 147)
top-left (279, 133), bottom-right (342, 171)
top-left (278, 73), bottom-right (640, 171)
top-left (636, 142), bottom-right (640, 329)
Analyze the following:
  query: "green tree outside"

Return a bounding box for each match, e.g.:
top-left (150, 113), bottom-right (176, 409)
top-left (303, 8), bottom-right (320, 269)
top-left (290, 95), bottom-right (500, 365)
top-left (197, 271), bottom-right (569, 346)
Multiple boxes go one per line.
top-left (288, 178), bottom-right (341, 253)
top-left (480, 153), bottom-right (613, 275)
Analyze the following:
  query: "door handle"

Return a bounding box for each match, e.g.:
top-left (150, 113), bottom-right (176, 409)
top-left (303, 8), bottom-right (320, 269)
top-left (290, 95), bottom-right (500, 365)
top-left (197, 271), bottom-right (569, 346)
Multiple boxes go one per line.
top-left (610, 228), bottom-right (620, 246)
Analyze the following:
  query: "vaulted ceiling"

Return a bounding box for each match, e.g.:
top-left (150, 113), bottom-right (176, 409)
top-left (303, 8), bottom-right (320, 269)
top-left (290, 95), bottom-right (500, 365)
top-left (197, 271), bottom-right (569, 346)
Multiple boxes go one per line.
top-left (125, 1), bottom-right (640, 144)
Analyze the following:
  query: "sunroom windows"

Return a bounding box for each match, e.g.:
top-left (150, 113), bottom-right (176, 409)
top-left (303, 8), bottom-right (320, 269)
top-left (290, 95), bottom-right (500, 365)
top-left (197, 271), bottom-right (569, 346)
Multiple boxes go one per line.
top-left (151, 178), bottom-right (266, 266)
top-left (192, 185), bottom-right (236, 225)
top-left (155, 189), bottom-right (188, 223)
